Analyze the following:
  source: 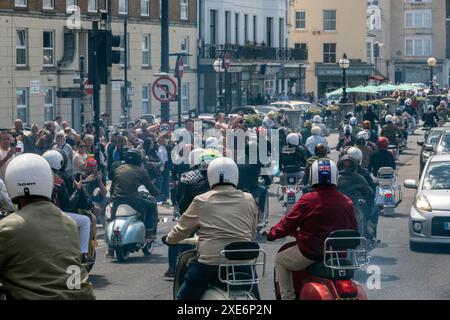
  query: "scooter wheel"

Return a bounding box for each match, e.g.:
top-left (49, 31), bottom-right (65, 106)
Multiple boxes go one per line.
top-left (115, 247), bottom-right (129, 262)
top-left (142, 241), bottom-right (154, 256)
top-left (84, 251), bottom-right (96, 273)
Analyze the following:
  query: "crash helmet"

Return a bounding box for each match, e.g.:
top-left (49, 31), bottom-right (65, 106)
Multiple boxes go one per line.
top-left (377, 137), bottom-right (389, 150)
top-left (124, 149), bottom-right (143, 166)
top-left (309, 159), bottom-right (338, 187)
top-left (286, 133), bottom-right (300, 146)
top-left (5, 153), bottom-right (53, 204)
top-left (343, 125), bottom-right (353, 135)
top-left (337, 156), bottom-right (358, 174)
top-left (346, 147), bottom-right (363, 165)
top-left (405, 99), bottom-right (412, 106)
top-left (428, 105), bottom-right (434, 110)
top-left (207, 157), bottom-right (239, 188)
top-left (312, 115), bottom-right (322, 124)
top-left (385, 115), bottom-right (394, 123)
top-left (205, 137), bottom-right (219, 149)
top-left (190, 148), bottom-right (222, 170)
top-left (42, 150), bottom-right (64, 171)
top-left (362, 120), bottom-right (371, 130)
top-left (356, 130), bottom-right (369, 141)
top-left (350, 117), bottom-right (358, 126)
top-left (311, 126), bottom-right (322, 136)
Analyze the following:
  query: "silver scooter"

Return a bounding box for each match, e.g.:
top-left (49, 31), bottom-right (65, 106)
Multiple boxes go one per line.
top-left (105, 186), bottom-right (157, 262)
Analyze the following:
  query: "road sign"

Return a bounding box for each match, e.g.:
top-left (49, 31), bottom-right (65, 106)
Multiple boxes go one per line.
top-left (84, 80), bottom-right (93, 95)
top-left (160, 122), bottom-right (171, 133)
top-left (30, 80), bottom-right (40, 95)
top-left (152, 76), bottom-right (177, 103)
top-left (223, 52), bottom-right (231, 70)
top-left (176, 56), bottom-right (184, 79)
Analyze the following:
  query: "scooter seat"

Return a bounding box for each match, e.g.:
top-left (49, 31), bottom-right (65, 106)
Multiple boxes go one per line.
top-left (115, 205), bottom-right (139, 217)
top-left (307, 259), bottom-right (355, 280)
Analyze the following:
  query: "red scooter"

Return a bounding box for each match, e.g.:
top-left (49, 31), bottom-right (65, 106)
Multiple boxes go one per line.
top-left (274, 230), bottom-right (369, 300)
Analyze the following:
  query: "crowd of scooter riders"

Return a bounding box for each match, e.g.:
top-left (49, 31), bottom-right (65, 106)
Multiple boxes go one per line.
top-left (1, 92), bottom-right (450, 300)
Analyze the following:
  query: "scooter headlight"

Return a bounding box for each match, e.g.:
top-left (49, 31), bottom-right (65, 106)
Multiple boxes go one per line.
top-left (415, 195), bottom-right (432, 212)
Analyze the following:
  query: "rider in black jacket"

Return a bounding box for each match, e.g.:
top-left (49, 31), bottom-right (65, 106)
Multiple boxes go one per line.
top-left (368, 137), bottom-right (396, 177)
top-left (422, 105), bottom-right (440, 128)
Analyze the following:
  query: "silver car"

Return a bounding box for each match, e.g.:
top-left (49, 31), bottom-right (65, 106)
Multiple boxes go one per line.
top-left (404, 155), bottom-right (450, 251)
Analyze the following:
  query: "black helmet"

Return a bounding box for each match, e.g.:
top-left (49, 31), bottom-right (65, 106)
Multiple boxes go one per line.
top-left (118, 147), bottom-right (129, 161)
top-left (124, 149), bottom-right (143, 166)
top-left (337, 156), bottom-right (357, 174)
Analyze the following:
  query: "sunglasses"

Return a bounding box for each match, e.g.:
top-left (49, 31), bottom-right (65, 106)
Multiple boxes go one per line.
top-left (79, 145), bottom-right (87, 148)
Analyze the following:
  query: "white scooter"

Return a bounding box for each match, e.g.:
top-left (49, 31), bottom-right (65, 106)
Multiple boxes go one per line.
top-left (105, 186), bottom-right (157, 262)
top-left (173, 236), bottom-right (266, 300)
top-left (278, 169), bottom-right (304, 213)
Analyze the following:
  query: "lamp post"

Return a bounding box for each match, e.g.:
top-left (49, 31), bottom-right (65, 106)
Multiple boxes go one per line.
top-left (427, 57), bottom-right (437, 94)
top-left (338, 53), bottom-right (350, 103)
top-left (213, 58), bottom-right (225, 114)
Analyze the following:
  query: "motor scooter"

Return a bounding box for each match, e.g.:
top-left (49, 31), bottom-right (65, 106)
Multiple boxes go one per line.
top-left (274, 230), bottom-right (369, 300)
top-left (375, 167), bottom-right (402, 217)
top-left (173, 236), bottom-right (266, 300)
top-left (278, 168), bottom-right (304, 213)
top-left (105, 186), bottom-right (158, 262)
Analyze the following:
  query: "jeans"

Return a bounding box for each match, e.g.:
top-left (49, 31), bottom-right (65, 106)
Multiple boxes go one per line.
top-left (176, 260), bottom-right (261, 300)
top-left (250, 186), bottom-right (267, 216)
top-left (111, 196), bottom-right (158, 235)
top-left (366, 205), bottom-right (380, 241)
top-left (168, 244), bottom-right (195, 271)
top-left (65, 212), bottom-right (91, 254)
top-left (158, 167), bottom-right (170, 203)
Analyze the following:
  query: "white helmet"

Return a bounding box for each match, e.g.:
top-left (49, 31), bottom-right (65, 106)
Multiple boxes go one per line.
top-left (189, 147), bottom-right (205, 168)
top-left (309, 159), bottom-right (338, 187)
top-left (346, 147), bottom-right (363, 165)
top-left (286, 133), bottom-right (300, 146)
top-left (385, 115), bottom-right (394, 123)
top-left (356, 131), bottom-right (369, 141)
top-left (343, 125), bottom-right (353, 135)
top-left (205, 137), bottom-right (219, 149)
top-left (5, 153), bottom-right (53, 203)
top-left (43, 150), bottom-right (64, 171)
top-left (312, 115), bottom-right (322, 124)
top-left (207, 157), bottom-right (239, 188)
top-left (350, 117), bottom-right (358, 126)
top-left (311, 126), bottom-right (322, 136)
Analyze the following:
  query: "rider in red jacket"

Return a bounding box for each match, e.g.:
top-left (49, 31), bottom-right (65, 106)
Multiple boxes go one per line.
top-left (267, 158), bottom-right (357, 300)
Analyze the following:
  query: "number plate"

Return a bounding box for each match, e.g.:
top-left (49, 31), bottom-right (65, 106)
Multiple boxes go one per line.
top-left (444, 222), bottom-right (450, 231)
top-left (287, 195), bottom-right (296, 204)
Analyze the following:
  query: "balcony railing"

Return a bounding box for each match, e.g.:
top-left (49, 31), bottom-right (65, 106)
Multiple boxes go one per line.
top-left (201, 44), bottom-right (308, 62)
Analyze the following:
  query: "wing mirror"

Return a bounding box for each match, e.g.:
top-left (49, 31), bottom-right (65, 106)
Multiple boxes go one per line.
top-left (404, 179), bottom-right (418, 189)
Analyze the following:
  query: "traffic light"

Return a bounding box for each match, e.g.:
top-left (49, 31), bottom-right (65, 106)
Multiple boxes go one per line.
top-left (88, 30), bottom-right (121, 85)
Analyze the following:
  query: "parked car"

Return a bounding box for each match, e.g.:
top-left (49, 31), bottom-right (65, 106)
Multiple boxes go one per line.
top-left (434, 129), bottom-right (450, 155)
top-left (271, 101), bottom-right (314, 112)
top-left (417, 127), bottom-right (446, 175)
top-left (254, 105), bottom-right (280, 116)
top-left (404, 155), bottom-right (450, 251)
top-left (228, 106), bottom-right (260, 117)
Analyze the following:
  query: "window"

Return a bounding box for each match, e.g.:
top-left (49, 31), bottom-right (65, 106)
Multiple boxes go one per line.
top-left (405, 10), bottom-right (432, 28)
top-left (43, 0), bottom-right (53, 9)
top-left (235, 13), bottom-right (239, 44)
top-left (142, 85), bottom-right (150, 114)
top-left (16, 29), bottom-right (27, 67)
top-left (253, 16), bottom-right (257, 44)
top-left (142, 34), bottom-right (150, 67)
top-left (43, 31), bottom-right (54, 67)
top-left (120, 34), bottom-right (130, 66)
top-left (367, 41), bottom-right (374, 64)
top-left (405, 37), bottom-right (431, 56)
top-left (210, 10), bottom-right (217, 44)
top-left (119, 0), bottom-right (128, 15)
top-left (15, 0), bottom-right (26, 7)
top-left (16, 89), bottom-right (28, 124)
top-left (405, 0), bottom-right (432, 3)
top-left (323, 43), bottom-right (336, 63)
top-left (279, 18), bottom-right (284, 48)
top-left (295, 11), bottom-right (306, 29)
top-left (181, 36), bottom-right (189, 66)
top-left (244, 15), bottom-right (249, 43)
top-left (159, 0), bottom-right (162, 18)
top-left (180, 0), bottom-right (188, 20)
top-left (88, 0), bottom-right (97, 12)
top-left (323, 10), bottom-right (336, 31)
top-left (225, 11), bottom-right (231, 44)
top-left (295, 43), bottom-right (307, 50)
top-left (181, 83), bottom-right (190, 113)
top-left (44, 88), bottom-right (55, 122)
top-left (141, 0), bottom-right (149, 16)
top-left (66, 0), bottom-right (76, 12)
top-left (266, 17), bottom-right (273, 47)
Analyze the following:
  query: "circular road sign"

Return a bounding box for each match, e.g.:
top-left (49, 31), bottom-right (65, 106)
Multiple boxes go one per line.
top-left (152, 76), bottom-right (177, 103)
top-left (177, 56), bottom-right (184, 79)
top-left (84, 80), bottom-right (93, 95)
top-left (160, 122), bottom-right (171, 133)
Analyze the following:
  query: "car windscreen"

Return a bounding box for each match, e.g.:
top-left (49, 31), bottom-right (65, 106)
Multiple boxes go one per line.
top-left (257, 107), bottom-right (275, 114)
top-left (293, 103), bottom-right (312, 111)
top-left (423, 162), bottom-right (450, 190)
top-left (426, 130), bottom-right (442, 144)
top-left (436, 134), bottom-right (450, 153)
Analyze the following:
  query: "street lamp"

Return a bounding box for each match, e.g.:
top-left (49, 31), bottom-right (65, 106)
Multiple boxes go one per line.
top-left (339, 53), bottom-right (350, 103)
top-left (213, 58), bottom-right (225, 114)
top-left (427, 57), bottom-right (437, 94)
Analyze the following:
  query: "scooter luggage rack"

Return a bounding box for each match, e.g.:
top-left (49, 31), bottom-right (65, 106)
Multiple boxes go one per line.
top-left (377, 167), bottom-right (396, 187)
top-left (217, 248), bottom-right (266, 297)
top-left (323, 236), bottom-right (369, 271)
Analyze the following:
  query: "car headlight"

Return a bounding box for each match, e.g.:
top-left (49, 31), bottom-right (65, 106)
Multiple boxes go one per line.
top-left (415, 195), bottom-right (432, 212)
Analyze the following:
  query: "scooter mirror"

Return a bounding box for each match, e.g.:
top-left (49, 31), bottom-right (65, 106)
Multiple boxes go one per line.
top-left (424, 145), bottom-right (434, 152)
top-left (417, 140), bottom-right (424, 146)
